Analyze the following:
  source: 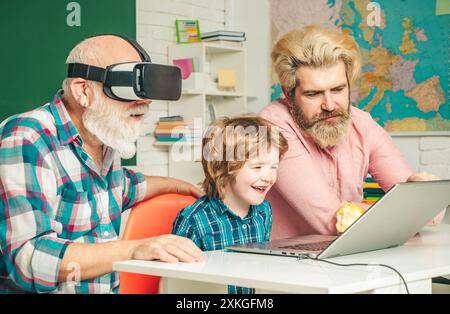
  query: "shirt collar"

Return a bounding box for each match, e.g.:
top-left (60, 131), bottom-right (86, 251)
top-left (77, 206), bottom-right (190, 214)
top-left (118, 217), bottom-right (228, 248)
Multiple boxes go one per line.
top-left (210, 196), bottom-right (263, 219)
top-left (48, 91), bottom-right (82, 146)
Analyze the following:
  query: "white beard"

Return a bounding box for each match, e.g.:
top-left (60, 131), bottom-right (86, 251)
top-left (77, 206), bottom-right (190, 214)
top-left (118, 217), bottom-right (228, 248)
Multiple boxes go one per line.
top-left (82, 87), bottom-right (148, 159)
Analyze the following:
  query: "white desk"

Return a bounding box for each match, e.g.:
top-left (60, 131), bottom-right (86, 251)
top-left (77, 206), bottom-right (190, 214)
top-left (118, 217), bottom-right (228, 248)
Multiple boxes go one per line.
top-left (113, 225), bottom-right (450, 294)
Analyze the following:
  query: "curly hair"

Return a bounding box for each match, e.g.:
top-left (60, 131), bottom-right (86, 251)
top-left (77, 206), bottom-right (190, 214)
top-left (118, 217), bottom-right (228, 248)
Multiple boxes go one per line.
top-left (272, 25), bottom-right (361, 95)
top-left (201, 116), bottom-right (288, 199)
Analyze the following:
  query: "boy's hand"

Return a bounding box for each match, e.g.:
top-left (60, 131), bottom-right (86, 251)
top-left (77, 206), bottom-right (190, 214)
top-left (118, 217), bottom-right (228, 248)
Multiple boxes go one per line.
top-left (129, 235), bottom-right (205, 263)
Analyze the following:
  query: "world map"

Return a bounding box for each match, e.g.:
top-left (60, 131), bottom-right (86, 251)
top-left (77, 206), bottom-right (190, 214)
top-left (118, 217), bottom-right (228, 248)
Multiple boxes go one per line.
top-left (270, 0), bottom-right (449, 131)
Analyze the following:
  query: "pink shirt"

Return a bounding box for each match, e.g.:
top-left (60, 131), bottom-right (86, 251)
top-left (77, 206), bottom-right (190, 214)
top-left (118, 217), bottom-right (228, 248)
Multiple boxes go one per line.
top-left (260, 100), bottom-right (413, 239)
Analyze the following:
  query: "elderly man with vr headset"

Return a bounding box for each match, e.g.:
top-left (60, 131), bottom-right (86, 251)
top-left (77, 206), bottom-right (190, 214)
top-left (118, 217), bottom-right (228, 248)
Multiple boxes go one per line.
top-left (0, 35), bottom-right (205, 293)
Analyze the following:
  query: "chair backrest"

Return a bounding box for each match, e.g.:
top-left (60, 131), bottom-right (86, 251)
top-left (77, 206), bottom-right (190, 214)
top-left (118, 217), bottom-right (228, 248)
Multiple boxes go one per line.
top-left (119, 193), bottom-right (197, 294)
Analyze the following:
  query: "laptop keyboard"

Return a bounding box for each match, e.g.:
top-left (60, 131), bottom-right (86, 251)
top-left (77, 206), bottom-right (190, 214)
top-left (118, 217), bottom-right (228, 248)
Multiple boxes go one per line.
top-left (279, 240), bottom-right (333, 251)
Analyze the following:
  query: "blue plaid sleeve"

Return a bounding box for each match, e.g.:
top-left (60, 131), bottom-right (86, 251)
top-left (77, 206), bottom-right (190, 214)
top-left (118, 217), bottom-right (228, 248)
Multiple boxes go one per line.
top-left (172, 212), bottom-right (203, 250)
top-left (121, 168), bottom-right (147, 211)
top-left (0, 134), bottom-right (71, 293)
top-left (265, 202), bottom-right (273, 241)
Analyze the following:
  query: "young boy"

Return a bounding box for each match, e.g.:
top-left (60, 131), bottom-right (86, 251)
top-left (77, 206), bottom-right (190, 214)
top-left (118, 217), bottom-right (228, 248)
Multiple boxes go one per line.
top-left (172, 116), bottom-right (288, 294)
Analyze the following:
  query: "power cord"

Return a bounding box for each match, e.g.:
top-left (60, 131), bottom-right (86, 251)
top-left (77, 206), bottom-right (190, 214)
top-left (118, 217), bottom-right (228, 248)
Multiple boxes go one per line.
top-left (297, 255), bottom-right (410, 294)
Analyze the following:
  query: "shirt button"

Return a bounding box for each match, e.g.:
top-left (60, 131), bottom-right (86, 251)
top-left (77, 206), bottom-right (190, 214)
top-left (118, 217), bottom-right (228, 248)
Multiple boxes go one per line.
top-left (242, 224), bottom-right (247, 229)
top-left (103, 231), bottom-right (110, 237)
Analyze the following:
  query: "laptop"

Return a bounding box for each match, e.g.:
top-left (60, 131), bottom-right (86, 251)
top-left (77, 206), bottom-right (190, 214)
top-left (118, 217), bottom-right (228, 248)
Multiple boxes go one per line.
top-left (226, 180), bottom-right (450, 259)
top-left (443, 203), bottom-right (450, 224)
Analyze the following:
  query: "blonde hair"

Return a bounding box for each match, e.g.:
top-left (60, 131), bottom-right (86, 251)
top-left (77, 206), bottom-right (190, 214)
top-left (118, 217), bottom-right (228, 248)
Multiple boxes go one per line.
top-left (201, 116), bottom-right (288, 199)
top-left (272, 25), bottom-right (361, 94)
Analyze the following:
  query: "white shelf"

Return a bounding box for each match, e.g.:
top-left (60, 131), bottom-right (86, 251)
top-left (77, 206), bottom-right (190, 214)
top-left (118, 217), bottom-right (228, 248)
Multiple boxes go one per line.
top-left (153, 141), bottom-right (201, 147)
top-left (167, 42), bottom-right (247, 184)
top-left (206, 91), bottom-right (244, 97)
top-left (204, 42), bottom-right (245, 52)
top-left (181, 89), bottom-right (203, 95)
top-left (182, 89), bottom-right (243, 97)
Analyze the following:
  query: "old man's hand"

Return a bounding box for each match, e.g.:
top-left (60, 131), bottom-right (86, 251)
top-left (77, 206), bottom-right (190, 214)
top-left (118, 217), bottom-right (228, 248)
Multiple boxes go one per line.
top-left (129, 234), bottom-right (206, 263)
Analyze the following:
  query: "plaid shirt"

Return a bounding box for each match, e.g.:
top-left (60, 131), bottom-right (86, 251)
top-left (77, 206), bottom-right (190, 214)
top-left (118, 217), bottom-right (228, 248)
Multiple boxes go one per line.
top-left (0, 92), bottom-right (147, 294)
top-left (172, 195), bottom-right (272, 294)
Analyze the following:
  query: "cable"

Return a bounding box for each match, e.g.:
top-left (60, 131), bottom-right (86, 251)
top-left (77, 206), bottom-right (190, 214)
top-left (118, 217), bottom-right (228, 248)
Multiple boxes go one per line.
top-left (297, 255), bottom-right (410, 294)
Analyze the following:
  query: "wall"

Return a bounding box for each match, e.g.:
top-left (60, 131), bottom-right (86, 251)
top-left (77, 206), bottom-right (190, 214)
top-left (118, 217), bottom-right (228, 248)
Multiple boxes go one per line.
top-left (133, 0), bottom-right (228, 177)
top-left (392, 135), bottom-right (450, 179)
top-left (0, 0), bottom-right (136, 123)
top-left (231, 0), bottom-right (271, 114)
top-left (132, 0), bottom-right (450, 180)
top-left (120, 0), bottom-right (228, 235)
top-left (230, 1), bottom-right (450, 181)
top-left (122, 0), bottom-right (449, 236)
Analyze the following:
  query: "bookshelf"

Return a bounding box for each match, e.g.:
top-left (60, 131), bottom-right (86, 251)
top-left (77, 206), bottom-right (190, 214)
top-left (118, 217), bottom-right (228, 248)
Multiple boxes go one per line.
top-left (160, 42), bottom-right (248, 185)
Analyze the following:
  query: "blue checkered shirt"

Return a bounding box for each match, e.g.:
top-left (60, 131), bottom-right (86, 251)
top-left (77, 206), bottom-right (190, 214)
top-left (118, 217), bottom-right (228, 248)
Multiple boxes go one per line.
top-left (172, 195), bottom-right (272, 294)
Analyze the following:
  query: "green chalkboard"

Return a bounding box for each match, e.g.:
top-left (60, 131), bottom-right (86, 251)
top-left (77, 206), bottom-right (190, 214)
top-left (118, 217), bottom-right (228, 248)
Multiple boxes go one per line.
top-left (0, 0), bottom-right (136, 121)
top-left (0, 0), bottom-right (137, 164)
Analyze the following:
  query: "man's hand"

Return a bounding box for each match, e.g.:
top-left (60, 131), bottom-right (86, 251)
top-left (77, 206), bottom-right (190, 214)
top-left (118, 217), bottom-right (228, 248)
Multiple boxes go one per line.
top-left (407, 172), bottom-right (441, 182)
top-left (129, 235), bottom-right (206, 263)
top-left (171, 178), bottom-right (204, 198)
top-left (407, 172), bottom-right (445, 226)
top-left (145, 176), bottom-right (204, 199)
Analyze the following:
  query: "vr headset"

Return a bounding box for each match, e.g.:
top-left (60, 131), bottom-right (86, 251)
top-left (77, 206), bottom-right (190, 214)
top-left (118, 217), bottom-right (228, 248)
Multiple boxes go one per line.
top-left (67, 34), bottom-right (182, 102)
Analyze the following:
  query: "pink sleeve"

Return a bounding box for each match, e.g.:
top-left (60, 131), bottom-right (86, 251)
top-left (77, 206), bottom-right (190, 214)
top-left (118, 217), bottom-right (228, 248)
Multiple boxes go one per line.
top-left (275, 142), bottom-right (341, 235)
top-left (367, 120), bottom-right (413, 192)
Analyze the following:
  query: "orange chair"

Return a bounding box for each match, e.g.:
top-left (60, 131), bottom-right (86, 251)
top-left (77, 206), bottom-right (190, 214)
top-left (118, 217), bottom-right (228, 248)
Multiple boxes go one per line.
top-left (119, 193), bottom-right (197, 294)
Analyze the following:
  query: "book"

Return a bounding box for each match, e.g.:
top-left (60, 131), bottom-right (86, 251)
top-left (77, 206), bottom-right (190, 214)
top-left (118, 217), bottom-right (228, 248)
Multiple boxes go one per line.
top-left (175, 20), bottom-right (201, 44)
top-left (363, 193), bottom-right (383, 198)
top-left (155, 133), bottom-right (185, 137)
top-left (201, 30), bottom-right (245, 38)
top-left (173, 58), bottom-right (194, 80)
top-left (363, 188), bottom-right (384, 194)
top-left (363, 182), bottom-right (381, 188)
top-left (208, 103), bottom-right (217, 122)
top-left (156, 121), bottom-right (187, 126)
top-left (154, 129), bottom-right (186, 134)
top-left (202, 35), bottom-right (246, 42)
top-left (363, 200), bottom-right (378, 205)
top-left (159, 115), bottom-right (184, 121)
top-left (155, 137), bottom-right (186, 142)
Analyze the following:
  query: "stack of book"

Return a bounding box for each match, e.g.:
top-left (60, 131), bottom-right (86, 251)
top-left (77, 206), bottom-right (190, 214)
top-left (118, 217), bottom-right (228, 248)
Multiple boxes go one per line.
top-left (154, 116), bottom-right (187, 143)
top-left (363, 177), bottom-right (385, 205)
top-left (201, 30), bottom-right (246, 45)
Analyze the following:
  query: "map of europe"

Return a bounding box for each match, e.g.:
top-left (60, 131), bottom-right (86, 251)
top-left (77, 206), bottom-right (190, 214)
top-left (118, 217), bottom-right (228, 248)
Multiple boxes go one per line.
top-left (270, 0), bottom-right (449, 131)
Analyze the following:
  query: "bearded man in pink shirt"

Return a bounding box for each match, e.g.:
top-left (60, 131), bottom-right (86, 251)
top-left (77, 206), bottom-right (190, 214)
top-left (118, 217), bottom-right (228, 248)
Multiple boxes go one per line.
top-left (260, 25), bottom-right (443, 239)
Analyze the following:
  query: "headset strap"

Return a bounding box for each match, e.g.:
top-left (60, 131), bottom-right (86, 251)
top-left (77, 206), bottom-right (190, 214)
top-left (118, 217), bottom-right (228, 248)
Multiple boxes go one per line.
top-left (66, 34), bottom-right (151, 81)
top-left (67, 63), bottom-right (135, 87)
top-left (67, 63), bottom-right (106, 82)
top-left (118, 35), bottom-right (151, 62)
top-left (88, 33), bottom-right (151, 62)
